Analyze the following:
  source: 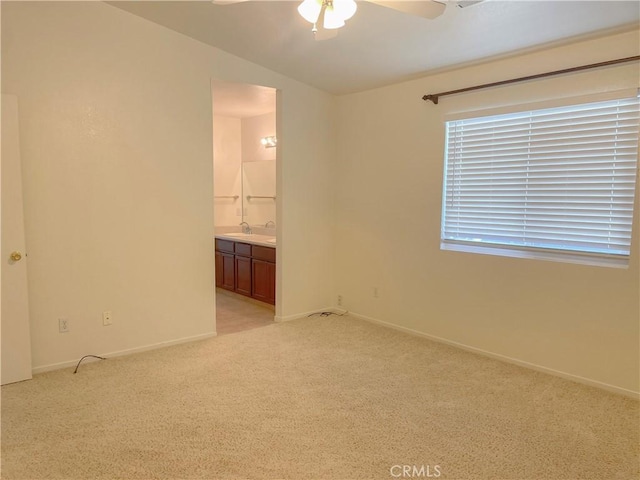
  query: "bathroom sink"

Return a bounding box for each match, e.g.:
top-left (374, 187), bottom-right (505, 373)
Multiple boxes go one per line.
top-left (217, 233), bottom-right (276, 246)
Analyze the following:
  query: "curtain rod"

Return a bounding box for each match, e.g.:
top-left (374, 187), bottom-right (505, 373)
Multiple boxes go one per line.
top-left (422, 56), bottom-right (640, 105)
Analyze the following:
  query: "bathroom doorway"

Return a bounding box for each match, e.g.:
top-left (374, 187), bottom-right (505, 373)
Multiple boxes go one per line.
top-left (211, 81), bottom-right (277, 335)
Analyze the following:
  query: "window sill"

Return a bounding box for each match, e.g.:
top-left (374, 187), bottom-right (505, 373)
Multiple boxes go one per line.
top-left (440, 241), bottom-right (629, 269)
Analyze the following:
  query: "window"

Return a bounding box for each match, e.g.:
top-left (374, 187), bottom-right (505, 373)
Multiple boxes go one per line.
top-left (441, 95), bottom-right (639, 267)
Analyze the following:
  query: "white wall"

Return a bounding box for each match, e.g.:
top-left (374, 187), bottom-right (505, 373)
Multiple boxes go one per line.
top-left (1, 1), bottom-right (336, 370)
top-left (333, 29), bottom-right (640, 394)
top-left (276, 88), bottom-right (336, 319)
top-left (213, 116), bottom-right (242, 227)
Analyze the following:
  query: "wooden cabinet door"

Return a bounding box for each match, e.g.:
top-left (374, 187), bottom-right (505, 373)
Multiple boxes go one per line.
top-left (252, 259), bottom-right (275, 305)
top-left (235, 255), bottom-right (252, 296)
top-left (216, 251), bottom-right (235, 291)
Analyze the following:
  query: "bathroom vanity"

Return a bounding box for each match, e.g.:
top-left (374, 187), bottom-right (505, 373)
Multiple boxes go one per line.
top-left (215, 234), bottom-right (276, 305)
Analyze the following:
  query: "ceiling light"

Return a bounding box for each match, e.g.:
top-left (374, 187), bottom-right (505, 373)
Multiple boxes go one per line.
top-left (323, 5), bottom-right (346, 30)
top-left (298, 0), bottom-right (322, 23)
top-left (332, 0), bottom-right (357, 22)
top-left (298, 0), bottom-right (357, 34)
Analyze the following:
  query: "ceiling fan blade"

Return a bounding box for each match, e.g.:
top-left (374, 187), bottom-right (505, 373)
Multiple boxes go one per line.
top-left (367, 1), bottom-right (446, 20)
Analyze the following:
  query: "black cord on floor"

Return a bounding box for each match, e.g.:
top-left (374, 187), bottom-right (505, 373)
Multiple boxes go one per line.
top-left (73, 355), bottom-right (106, 374)
top-left (307, 311), bottom-right (349, 317)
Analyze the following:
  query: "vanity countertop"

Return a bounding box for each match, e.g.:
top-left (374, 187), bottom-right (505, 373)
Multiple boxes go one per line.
top-left (215, 233), bottom-right (276, 248)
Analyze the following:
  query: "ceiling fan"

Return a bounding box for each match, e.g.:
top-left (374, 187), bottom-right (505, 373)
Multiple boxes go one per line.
top-left (212, 1), bottom-right (448, 41)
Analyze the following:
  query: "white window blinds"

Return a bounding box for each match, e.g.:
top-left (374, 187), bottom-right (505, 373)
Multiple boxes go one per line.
top-left (442, 96), bottom-right (639, 265)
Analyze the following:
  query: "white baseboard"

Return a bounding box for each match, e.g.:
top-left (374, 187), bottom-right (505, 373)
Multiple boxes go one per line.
top-left (32, 332), bottom-right (218, 375)
top-left (347, 311), bottom-right (639, 400)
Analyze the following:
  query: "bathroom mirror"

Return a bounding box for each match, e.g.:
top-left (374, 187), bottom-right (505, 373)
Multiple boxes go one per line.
top-left (242, 160), bottom-right (276, 227)
top-left (211, 81), bottom-right (276, 231)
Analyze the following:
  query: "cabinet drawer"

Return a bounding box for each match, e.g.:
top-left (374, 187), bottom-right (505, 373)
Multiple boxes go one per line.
top-left (215, 239), bottom-right (234, 254)
top-left (252, 245), bottom-right (276, 262)
top-left (235, 242), bottom-right (252, 257)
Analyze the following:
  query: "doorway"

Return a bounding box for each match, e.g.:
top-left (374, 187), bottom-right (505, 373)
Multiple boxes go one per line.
top-left (211, 81), bottom-right (277, 336)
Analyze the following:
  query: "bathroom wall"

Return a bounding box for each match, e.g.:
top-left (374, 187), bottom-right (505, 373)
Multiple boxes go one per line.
top-left (242, 161), bottom-right (276, 228)
top-left (241, 112), bottom-right (276, 163)
top-left (213, 111), bottom-right (276, 229)
top-left (241, 112), bottom-right (277, 228)
top-left (213, 116), bottom-right (242, 227)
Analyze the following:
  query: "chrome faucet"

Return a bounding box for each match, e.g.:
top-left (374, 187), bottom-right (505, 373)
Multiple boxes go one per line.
top-left (265, 220), bottom-right (275, 228)
top-left (239, 222), bottom-right (252, 234)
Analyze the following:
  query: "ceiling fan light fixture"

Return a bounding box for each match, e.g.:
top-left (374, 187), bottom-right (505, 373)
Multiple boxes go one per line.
top-left (323, 5), bottom-right (346, 29)
top-left (333, 0), bottom-right (357, 22)
top-left (299, 0), bottom-right (357, 33)
top-left (298, 0), bottom-right (323, 24)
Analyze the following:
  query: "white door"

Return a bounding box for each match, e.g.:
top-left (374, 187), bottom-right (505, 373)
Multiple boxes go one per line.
top-left (1, 94), bottom-right (33, 385)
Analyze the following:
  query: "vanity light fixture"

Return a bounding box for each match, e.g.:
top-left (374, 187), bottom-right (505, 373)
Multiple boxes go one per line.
top-left (260, 136), bottom-right (277, 148)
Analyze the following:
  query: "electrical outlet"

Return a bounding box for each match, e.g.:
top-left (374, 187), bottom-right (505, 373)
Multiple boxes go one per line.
top-left (337, 295), bottom-right (343, 306)
top-left (58, 318), bottom-right (69, 333)
top-left (102, 311), bottom-right (112, 326)
top-left (373, 287), bottom-right (379, 298)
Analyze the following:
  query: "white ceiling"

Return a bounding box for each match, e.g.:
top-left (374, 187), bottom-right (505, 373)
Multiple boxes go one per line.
top-left (111, 1), bottom-right (640, 95)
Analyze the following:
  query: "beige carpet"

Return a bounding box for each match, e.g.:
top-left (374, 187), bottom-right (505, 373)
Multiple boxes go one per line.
top-left (1, 316), bottom-right (638, 480)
